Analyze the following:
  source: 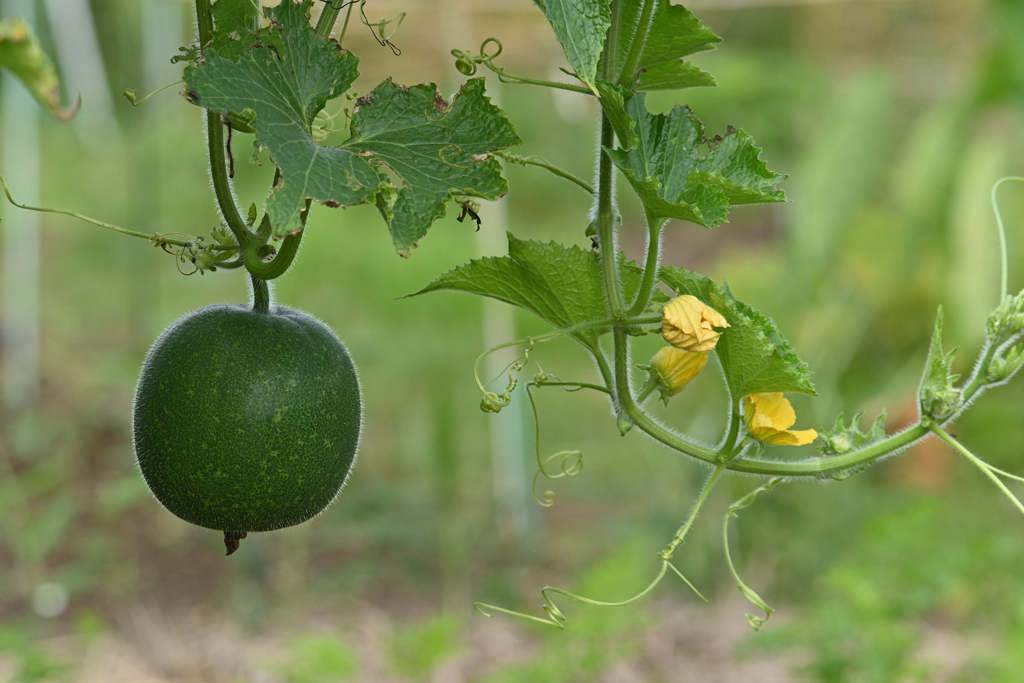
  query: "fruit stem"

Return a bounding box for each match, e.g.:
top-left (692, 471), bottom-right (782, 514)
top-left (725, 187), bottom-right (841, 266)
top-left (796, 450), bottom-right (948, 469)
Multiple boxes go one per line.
top-left (251, 275), bottom-right (271, 314)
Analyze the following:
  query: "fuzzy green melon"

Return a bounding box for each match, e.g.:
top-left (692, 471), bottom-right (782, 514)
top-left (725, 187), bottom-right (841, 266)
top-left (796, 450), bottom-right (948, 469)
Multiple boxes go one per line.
top-left (133, 304), bottom-right (361, 549)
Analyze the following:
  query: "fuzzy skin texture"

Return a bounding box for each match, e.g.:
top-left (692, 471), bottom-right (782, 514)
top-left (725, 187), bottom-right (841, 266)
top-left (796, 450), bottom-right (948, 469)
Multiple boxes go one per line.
top-left (133, 304), bottom-right (361, 532)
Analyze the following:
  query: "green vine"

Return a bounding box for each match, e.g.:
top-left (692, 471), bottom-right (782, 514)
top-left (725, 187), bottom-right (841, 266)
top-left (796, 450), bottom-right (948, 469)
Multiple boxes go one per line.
top-left (5, 0), bottom-right (1024, 634)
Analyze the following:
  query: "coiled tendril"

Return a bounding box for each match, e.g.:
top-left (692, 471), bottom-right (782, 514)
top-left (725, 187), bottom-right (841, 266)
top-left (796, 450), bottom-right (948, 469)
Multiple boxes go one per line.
top-left (450, 38), bottom-right (593, 95)
top-left (474, 464), bottom-right (721, 629)
top-left (724, 477), bottom-right (785, 631)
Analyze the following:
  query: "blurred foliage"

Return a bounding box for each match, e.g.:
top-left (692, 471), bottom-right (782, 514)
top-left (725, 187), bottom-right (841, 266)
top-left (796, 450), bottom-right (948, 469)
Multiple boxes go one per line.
top-left (1, 0), bottom-right (1024, 681)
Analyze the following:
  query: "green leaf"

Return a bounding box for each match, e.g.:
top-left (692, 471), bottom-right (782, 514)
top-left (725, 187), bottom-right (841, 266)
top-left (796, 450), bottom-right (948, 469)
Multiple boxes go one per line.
top-left (542, 0), bottom-right (612, 94)
top-left (410, 235), bottom-right (652, 345)
top-left (659, 266), bottom-right (816, 397)
top-left (604, 92), bottom-right (785, 226)
top-left (606, 0), bottom-right (720, 91)
top-left (186, 0), bottom-right (520, 252)
top-left (918, 307), bottom-right (961, 422)
top-left (186, 0), bottom-right (368, 238)
top-left (342, 79), bottom-right (522, 254)
top-left (0, 18), bottom-right (77, 121)
top-left (636, 60), bottom-right (716, 91)
top-left (210, 0), bottom-right (260, 61)
top-left (818, 411), bottom-right (887, 456)
top-left (595, 81), bottom-right (638, 150)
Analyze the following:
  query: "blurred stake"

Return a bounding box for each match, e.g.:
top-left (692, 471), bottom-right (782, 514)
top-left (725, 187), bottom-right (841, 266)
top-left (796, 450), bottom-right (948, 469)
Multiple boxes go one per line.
top-left (2, 0), bottom-right (41, 411)
top-left (438, 0), bottom-right (542, 542)
top-left (42, 0), bottom-right (122, 150)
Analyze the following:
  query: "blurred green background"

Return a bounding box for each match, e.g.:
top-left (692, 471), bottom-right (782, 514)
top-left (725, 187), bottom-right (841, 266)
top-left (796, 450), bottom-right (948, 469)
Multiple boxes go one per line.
top-left (2, 0), bottom-right (1024, 680)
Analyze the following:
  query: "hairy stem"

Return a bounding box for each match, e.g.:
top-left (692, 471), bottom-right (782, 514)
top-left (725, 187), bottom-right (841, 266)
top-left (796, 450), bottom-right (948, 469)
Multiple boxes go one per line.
top-left (0, 175), bottom-right (235, 250)
top-left (961, 339), bottom-right (999, 404)
top-left (661, 462), bottom-right (725, 559)
top-left (613, 328), bottom-right (720, 463)
top-left (626, 212), bottom-right (664, 317)
top-left (598, 115), bottom-right (625, 316)
top-left (720, 394), bottom-right (742, 456)
top-left (931, 424), bottom-right (1024, 517)
top-left (243, 202), bottom-right (308, 280)
top-left (728, 424), bottom-right (929, 476)
top-left (494, 151), bottom-right (594, 194)
top-left (195, 0), bottom-right (252, 249)
top-left (494, 71), bottom-right (594, 95)
top-left (250, 275), bottom-right (271, 314)
top-left (315, 1), bottom-right (342, 37)
top-left (599, 323), bottom-right (934, 476)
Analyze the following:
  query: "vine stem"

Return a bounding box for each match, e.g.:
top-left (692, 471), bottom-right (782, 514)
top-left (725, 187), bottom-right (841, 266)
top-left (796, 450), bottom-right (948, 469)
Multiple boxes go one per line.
top-left (338, 1), bottom-right (355, 44)
top-left (494, 151), bottom-right (594, 195)
top-left (315, 0), bottom-right (343, 37)
top-left (597, 114), bottom-right (625, 317)
top-left (626, 211), bottom-right (665, 317)
top-left (660, 462), bottom-right (725, 560)
top-left (195, 0), bottom-right (304, 290)
top-left (990, 177), bottom-right (1024, 303)
top-left (720, 394), bottom-right (742, 457)
top-left (0, 175), bottom-right (235, 250)
top-left (195, 0), bottom-right (251, 250)
top-left (251, 274), bottom-right (271, 314)
top-left (493, 71), bottom-right (593, 95)
top-left (930, 424), bottom-right (1024, 517)
top-left (475, 458), bottom-right (713, 628)
top-left (596, 329), bottom-right (935, 476)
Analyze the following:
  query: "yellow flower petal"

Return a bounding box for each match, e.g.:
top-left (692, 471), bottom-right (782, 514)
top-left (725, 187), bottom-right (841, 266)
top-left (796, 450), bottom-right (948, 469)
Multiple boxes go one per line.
top-left (662, 295), bottom-right (729, 352)
top-left (746, 392), bottom-right (796, 431)
top-left (744, 393), bottom-right (817, 447)
top-left (650, 347), bottom-right (708, 397)
top-left (785, 428), bottom-right (818, 446)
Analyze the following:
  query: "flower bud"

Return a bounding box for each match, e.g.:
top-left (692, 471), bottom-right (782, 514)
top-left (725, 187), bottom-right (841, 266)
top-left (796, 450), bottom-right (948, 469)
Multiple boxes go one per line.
top-left (649, 347), bottom-right (708, 402)
top-left (662, 295), bottom-right (729, 352)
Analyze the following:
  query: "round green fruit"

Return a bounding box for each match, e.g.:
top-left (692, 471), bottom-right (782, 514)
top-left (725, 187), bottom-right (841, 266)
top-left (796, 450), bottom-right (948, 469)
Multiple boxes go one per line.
top-left (133, 304), bottom-right (361, 537)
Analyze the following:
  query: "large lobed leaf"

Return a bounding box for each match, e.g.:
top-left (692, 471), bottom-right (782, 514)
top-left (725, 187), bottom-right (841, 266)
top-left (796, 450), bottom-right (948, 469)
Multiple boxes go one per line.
top-left (185, 0), bottom-right (520, 254)
top-left (210, 0), bottom-right (260, 61)
top-left (602, 87), bottom-right (786, 227)
top-left (344, 79), bottom-right (522, 253)
top-left (410, 235), bottom-right (652, 346)
top-left (605, 0), bottom-right (720, 91)
top-left (659, 266), bottom-right (816, 398)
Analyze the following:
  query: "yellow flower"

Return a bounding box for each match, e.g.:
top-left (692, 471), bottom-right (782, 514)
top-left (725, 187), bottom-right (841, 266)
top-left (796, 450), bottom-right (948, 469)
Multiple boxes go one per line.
top-left (649, 347), bottom-right (709, 401)
top-left (744, 393), bottom-right (817, 446)
top-left (662, 295), bottom-right (729, 352)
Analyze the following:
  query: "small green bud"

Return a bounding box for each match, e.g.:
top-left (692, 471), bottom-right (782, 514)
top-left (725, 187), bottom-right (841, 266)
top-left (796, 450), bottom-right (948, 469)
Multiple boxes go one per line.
top-left (247, 203), bottom-right (258, 226)
top-left (817, 411), bottom-right (886, 456)
top-left (986, 345), bottom-right (1024, 385)
top-left (455, 58), bottom-right (476, 76)
top-left (617, 415), bottom-right (633, 436)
